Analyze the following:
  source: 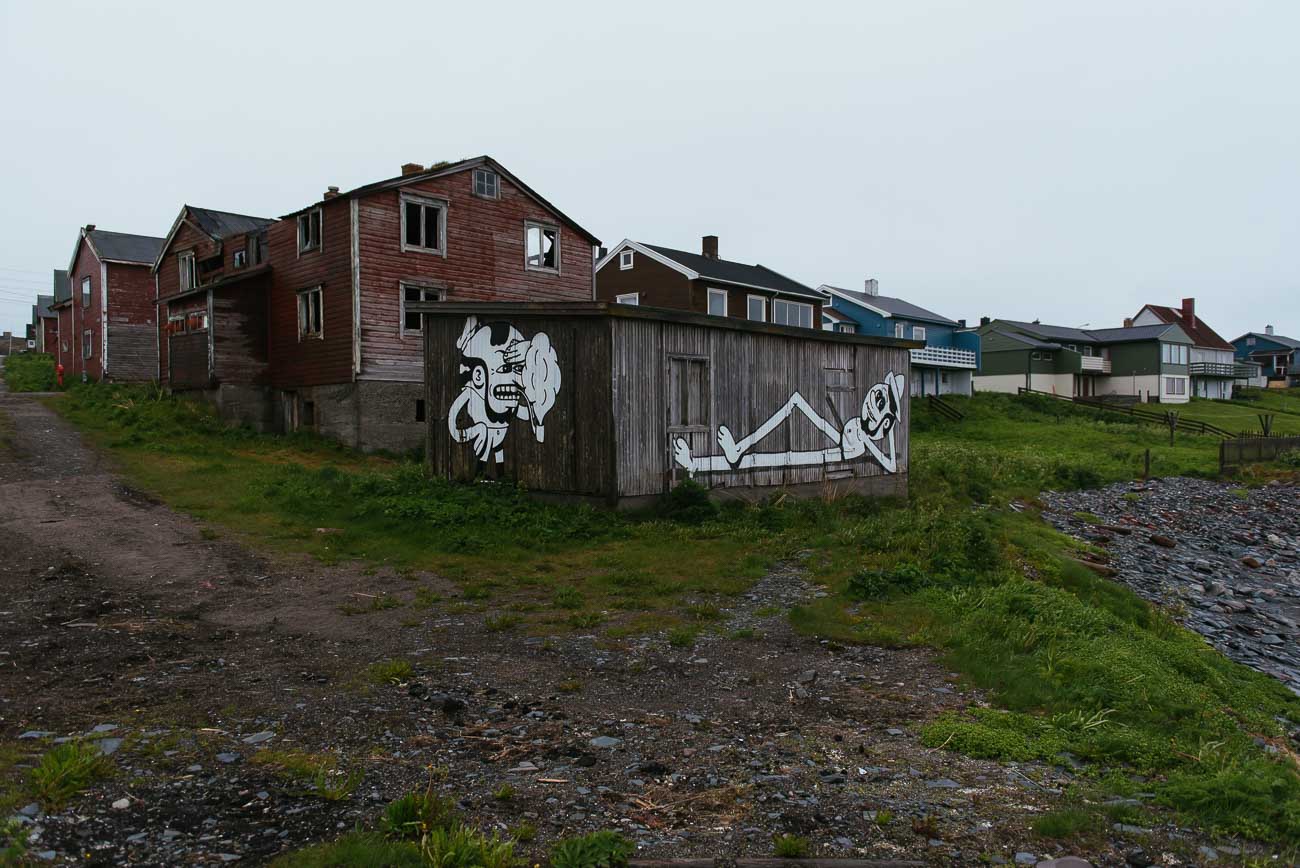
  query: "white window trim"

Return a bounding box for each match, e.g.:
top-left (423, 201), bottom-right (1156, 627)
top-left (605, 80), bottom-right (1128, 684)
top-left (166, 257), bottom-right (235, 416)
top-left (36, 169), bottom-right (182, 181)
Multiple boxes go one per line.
top-left (471, 168), bottom-right (499, 199)
top-left (297, 208), bottom-right (323, 254)
top-left (894, 322), bottom-right (905, 339)
top-left (615, 292), bottom-right (640, 305)
top-left (400, 193), bottom-right (449, 257)
top-left (707, 288), bottom-right (728, 317)
top-left (773, 298), bottom-right (814, 329)
top-left (524, 220), bottom-right (561, 274)
top-left (619, 250), bottom-right (634, 270)
top-left (912, 325), bottom-right (926, 341)
top-left (400, 282), bottom-right (444, 338)
top-left (233, 248), bottom-right (247, 269)
top-left (297, 286), bottom-right (324, 341)
top-left (81, 276), bottom-right (92, 308)
top-left (177, 251), bottom-right (197, 290)
top-left (747, 294), bottom-right (767, 322)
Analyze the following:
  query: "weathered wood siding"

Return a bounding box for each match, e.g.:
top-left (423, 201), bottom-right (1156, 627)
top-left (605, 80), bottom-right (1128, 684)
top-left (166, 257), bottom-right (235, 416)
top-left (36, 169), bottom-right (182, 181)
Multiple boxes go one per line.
top-left (422, 303), bottom-right (912, 505)
top-left (212, 280), bottom-right (271, 385)
top-left (104, 262), bottom-right (158, 382)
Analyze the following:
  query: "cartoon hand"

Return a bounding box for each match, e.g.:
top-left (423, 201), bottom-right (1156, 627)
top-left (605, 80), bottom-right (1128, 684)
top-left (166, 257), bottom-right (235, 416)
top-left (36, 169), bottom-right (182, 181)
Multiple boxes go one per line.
top-left (717, 425), bottom-right (742, 466)
top-left (460, 423), bottom-right (488, 458)
top-left (673, 437), bottom-right (694, 471)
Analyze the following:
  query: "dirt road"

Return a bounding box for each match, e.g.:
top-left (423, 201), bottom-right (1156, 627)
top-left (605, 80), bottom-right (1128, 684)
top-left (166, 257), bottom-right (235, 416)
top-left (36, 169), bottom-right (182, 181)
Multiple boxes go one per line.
top-left (0, 389), bottom-right (1211, 866)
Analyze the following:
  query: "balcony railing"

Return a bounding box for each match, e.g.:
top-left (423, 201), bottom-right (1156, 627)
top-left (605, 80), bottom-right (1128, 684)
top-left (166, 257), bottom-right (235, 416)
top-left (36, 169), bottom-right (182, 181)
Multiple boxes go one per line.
top-left (1190, 361), bottom-right (1238, 378)
top-left (1080, 356), bottom-right (1112, 373)
top-left (909, 346), bottom-right (977, 369)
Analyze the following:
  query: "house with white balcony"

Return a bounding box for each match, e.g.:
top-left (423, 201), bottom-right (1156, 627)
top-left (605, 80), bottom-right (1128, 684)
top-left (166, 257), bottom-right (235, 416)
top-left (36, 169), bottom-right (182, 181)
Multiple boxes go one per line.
top-left (819, 280), bottom-right (979, 396)
top-left (1132, 298), bottom-right (1241, 399)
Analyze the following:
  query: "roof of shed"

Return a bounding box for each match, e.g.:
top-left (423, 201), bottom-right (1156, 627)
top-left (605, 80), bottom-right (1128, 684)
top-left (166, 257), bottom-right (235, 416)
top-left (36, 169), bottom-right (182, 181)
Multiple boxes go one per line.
top-left (639, 243), bottom-right (822, 301)
top-left (1136, 304), bottom-right (1234, 350)
top-left (821, 285), bottom-right (958, 325)
top-left (86, 229), bottom-right (165, 264)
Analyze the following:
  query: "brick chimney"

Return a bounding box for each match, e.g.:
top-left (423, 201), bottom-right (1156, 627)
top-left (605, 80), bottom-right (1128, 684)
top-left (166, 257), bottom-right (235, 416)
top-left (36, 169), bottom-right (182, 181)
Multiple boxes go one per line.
top-left (1180, 297), bottom-right (1195, 329)
top-left (1123, 317), bottom-right (1134, 328)
top-left (864, 278), bottom-right (879, 296)
top-left (85, 224), bottom-right (96, 232)
top-left (701, 235), bottom-right (719, 260)
top-left (401, 162), bottom-right (425, 176)
top-left (323, 186), bottom-right (340, 199)
top-left (1266, 324), bottom-right (1275, 336)
top-left (979, 316), bottom-right (991, 326)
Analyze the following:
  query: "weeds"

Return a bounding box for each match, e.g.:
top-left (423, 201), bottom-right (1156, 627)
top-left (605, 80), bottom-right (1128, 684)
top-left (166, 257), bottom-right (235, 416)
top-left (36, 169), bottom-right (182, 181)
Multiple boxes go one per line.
top-left (365, 659), bottom-right (413, 685)
top-left (484, 613), bottom-right (522, 633)
top-left (420, 823), bottom-right (515, 868)
top-left (553, 586), bottom-right (584, 609)
top-left (380, 789), bottom-right (459, 840)
top-left (1, 353), bottom-right (57, 392)
top-left (772, 833), bottom-right (811, 858)
top-left (29, 740), bottom-right (112, 808)
top-left (549, 830), bottom-right (634, 868)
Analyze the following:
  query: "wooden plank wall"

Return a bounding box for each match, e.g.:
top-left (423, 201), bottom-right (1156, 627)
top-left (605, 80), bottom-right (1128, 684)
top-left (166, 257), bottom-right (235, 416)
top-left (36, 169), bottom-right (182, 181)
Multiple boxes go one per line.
top-left (212, 282), bottom-right (271, 385)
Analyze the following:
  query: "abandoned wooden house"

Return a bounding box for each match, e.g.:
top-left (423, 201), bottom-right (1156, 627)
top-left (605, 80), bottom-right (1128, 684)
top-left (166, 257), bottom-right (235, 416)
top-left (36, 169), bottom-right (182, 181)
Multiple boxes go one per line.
top-left (53, 225), bottom-right (165, 382)
top-left (414, 302), bottom-right (916, 507)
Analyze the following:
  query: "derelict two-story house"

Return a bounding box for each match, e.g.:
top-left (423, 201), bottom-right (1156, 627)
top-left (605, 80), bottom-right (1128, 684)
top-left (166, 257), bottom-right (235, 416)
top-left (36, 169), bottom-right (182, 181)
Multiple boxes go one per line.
top-left (1132, 298), bottom-right (1239, 399)
top-left (1233, 326), bottom-right (1300, 388)
top-left (975, 318), bottom-right (1194, 403)
top-left (52, 225), bottom-right (164, 382)
top-left (818, 280), bottom-right (979, 396)
top-left (594, 236), bottom-right (823, 328)
top-left (153, 205), bottom-right (276, 427)
top-left (269, 156), bottom-right (601, 451)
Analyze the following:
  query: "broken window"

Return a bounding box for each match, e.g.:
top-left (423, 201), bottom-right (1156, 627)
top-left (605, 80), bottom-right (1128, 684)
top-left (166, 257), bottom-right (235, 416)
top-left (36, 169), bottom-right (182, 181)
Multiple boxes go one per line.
top-left (167, 315), bottom-right (185, 335)
top-left (473, 168), bottom-right (499, 198)
top-left (187, 311), bottom-right (208, 332)
top-left (772, 299), bottom-right (813, 329)
top-left (525, 222), bottom-right (559, 271)
top-left (249, 233), bottom-right (265, 266)
top-left (301, 400), bottom-right (316, 428)
top-left (615, 293), bottom-right (639, 306)
top-left (178, 252), bottom-right (196, 290)
top-left (415, 399), bottom-right (426, 422)
top-left (298, 287), bottom-right (323, 339)
top-left (199, 255), bottom-right (222, 275)
top-left (401, 283), bottom-right (441, 334)
top-left (298, 208), bottom-right (322, 253)
top-left (402, 195), bottom-right (445, 253)
top-left (233, 249), bottom-right (247, 269)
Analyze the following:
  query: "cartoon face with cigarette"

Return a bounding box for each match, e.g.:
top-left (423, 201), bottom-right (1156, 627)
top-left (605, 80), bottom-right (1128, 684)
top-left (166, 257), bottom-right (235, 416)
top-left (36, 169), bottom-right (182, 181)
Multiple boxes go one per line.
top-left (447, 317), bottom-right (560, 466)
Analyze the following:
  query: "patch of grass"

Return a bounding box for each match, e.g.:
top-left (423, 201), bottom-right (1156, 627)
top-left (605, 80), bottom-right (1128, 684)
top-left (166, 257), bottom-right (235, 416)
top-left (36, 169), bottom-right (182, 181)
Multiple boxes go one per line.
top-left (250, 749), bottom-right (358, 801)
top-left (2, 818), bottom-right (30, 862)
top-left (683, 602), bottom-right (722, 622)
top-left (272, 831), bottom-right (424, 867)
top-left (199, 527), bottom-right (220, 540)
top-left (484, 613), bottom-right (522, 633)
top-left (492, 783), bottom-right (515, 801)
top-left (567, 611), bottom-right (604, 630)
top-left (666, 626), bottom-right (697, 648)
top-left (412, 586), bottom-right (442, 610)
top-left (420, 823), bottom-right (516, 868)
top-left (380, 790), bottom-right (459, 840)
top-left (552, 586), bottom-right (584, 610)
top-left (510, 822), bottom-right (537, 842)
top-left (364, 658), bottom-right (413, 686)
top-left (873, 809), bottom-right (893, 826)
top-left (728, 627), bottom-right (759, 640)
top-left (29, 740), bottom-right (113, 809)
top-left (1, 353), bottom-right (57, 392)
top-left (1032, 807), bottom-right (1101, 839)
top-left (549, 830), bottom-right (634, 868)
top-left (772, 833), bottom-right (811, 858)
top-left (557, 679), bottom-right (583, 694)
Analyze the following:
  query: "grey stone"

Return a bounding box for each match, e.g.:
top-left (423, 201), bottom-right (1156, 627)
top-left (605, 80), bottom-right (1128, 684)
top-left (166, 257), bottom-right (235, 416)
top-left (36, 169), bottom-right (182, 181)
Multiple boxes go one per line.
top-left (589, 736), bottom-right (622, 749)
top-left (242, 730), bottom-right (275, 745)
top-left (19, 803), bottom-right (40, 818)
top-left (95, 738), bottom-right (123, 756)
top-left (216, 753), bottom-right (239, 764)
top-left (925, 777), bottom-right (960, 788)
top-left (1014, 854), bottom-right (1037, 865)
top-left (18, 731), bottom-right (52, 740)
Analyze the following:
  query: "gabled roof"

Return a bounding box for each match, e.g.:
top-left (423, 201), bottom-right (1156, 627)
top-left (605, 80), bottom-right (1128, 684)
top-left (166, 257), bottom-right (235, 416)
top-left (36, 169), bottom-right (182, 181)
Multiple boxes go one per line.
top-left (281, 155), bottom-right (600, 245)
top-left (1233, 331), bottom-right (1300, 350)
top-left (189, 207), bottom-right (275, 240)
top-left (819, 285), bottom-right (958, 326)
top-left (995, 319), bottom-right (1187, 345)
top-left (52, 270), bottom-right (70, 304)
top-left (996, 319), bottom-right (1094, 343)
top-left (821, 307), bottom-right (851, 323)
top-left (596, 239), bottom-right (821, 301)
top-left (989, 327), bottom-right (1063, 351)
top-left (1135, 304), bottom-right (1234, 351)
top-left (83, 229), bottom-right (165, 265)
top-left (33, 294), bottom-right (56, 319)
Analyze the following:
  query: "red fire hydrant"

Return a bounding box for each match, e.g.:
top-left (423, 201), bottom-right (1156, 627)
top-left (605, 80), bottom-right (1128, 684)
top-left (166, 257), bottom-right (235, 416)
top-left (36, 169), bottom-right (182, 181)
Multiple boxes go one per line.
top-left (56, 362), bottom-right (64, 388)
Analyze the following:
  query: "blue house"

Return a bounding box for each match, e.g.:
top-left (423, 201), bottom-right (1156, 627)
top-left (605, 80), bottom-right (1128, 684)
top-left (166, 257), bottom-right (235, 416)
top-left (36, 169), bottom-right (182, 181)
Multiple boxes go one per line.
top-left (819, 280), bottom-right (980, 396)
top-left (1231, 326), bottom-right (1299, 387)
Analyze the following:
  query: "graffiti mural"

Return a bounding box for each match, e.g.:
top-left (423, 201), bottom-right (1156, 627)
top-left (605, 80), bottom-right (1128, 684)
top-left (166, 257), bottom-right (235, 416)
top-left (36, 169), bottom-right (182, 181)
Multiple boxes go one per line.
top-left (447, 316), bottom-right (560, 465)
top-left (673, 370), bottom-right (905, 474)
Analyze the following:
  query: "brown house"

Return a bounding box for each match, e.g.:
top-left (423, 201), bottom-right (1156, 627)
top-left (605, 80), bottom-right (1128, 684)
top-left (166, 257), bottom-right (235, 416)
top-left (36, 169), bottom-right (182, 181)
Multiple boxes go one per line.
top-left (153, 205), bottom-right (277, 426)
top-left (52, 226), bottom-right (164, 382)
top-left (595, 237), bottom-right (823, 328)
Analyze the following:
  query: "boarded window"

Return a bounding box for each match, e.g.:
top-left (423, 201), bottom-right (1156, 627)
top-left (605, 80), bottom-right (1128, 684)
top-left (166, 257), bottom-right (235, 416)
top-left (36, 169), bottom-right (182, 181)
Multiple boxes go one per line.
top-left (167, 315), bottom-right (185, 335)
top-left (668, 357), bottom-right (710, 429)
top-left (525, 222), bottom-right (558, 271)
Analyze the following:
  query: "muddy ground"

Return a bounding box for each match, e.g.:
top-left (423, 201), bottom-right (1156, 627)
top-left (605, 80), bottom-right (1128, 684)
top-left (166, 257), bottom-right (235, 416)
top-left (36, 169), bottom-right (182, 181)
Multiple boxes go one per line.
top-left (0, 388), bottom-right (1263, 866)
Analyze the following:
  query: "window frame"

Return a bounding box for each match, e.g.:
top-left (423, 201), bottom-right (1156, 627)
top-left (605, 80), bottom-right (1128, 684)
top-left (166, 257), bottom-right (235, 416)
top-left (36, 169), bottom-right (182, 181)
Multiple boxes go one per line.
top-left (471, 168), bottom-right (499, 199)
top-left (233, 248), bottom-right (248, 269)
top-left (894, 322), bottom-right (905, 339)
top-left (707, 288), bottom-right (728, 317)
top-left (248, 233), bottom-right (264, 266)
top-left (186, 310), bottom-right (209, 333)
top-left (177, 251), bottom-right (197, 291)
top-left (400, 193), bottom-right (448, 256)
top-left (615, 292), bottom-right (640, 306)
top-left (836, 323), bottom-right (856, 334)
top-left (297, 286), bottom-right (324, 341)
top-left (81, 276), bottom-right (92, 309)
top-left (82, 329), bottom-right (92, 359)
top-left (619, 249), bottom-right (634, 270)
top-left (297, 208), bottom-right (322, 254)
top-left (912, 325), bottom-right (926, 341)
top-left (772, 298), bottom-right (813, 329)
top-left (167, 314), bottom-right (186, 336)
top-left (746, 294), bottom-right (766, 323)
top-left (400, 282), bottom-right (443, 337)
top-left (524, 220), bottom-right (561, 273)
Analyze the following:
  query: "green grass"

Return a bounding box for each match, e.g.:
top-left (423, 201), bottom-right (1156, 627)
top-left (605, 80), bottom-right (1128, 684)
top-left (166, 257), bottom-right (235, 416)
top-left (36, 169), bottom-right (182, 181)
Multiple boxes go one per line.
top-left (272, 831), bottom-right (424, 867)
top-left (47, 383), bottom-right (1300, 845)
top-left (1229, 387), bottom-right (1300, 419)
top-left (1, 353), bottom-right (57, 392)
top-left (772, 833), bottom-right (811, 858)
top-left (364, 658), bottom-right (413, 685)
top-left (249, 750), bottom-right (359, 801)
top-left (549, 830), bottom-right (634, 868)
top-left (1173, 396), bottom-right (1300, 436)
top-left (29, 740), bottom-right (113, 809)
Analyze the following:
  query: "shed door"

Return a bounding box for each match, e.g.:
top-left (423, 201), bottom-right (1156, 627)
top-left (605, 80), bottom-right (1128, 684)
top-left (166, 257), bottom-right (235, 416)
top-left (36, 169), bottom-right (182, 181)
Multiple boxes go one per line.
top-left (667, 355), bottom-right (711, 483)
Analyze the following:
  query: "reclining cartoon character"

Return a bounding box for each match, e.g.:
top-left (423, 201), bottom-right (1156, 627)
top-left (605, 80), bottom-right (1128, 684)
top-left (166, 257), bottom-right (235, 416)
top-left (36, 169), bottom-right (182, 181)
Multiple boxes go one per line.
top-left (447, 317), bottom-right (560, 466)
top-left (674, 370), bottom-right (905, 474)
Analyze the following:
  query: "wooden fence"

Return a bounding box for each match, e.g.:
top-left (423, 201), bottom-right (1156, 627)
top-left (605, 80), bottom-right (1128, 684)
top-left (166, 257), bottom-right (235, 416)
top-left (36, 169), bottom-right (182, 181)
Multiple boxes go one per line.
top-left (1219, 434), bottom-right (1300, 470)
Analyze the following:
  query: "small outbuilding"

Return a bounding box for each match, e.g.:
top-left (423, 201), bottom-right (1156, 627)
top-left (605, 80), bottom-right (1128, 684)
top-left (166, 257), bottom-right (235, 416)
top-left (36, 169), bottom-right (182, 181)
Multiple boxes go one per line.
top-left (414, 302), bottom-right (917, 508)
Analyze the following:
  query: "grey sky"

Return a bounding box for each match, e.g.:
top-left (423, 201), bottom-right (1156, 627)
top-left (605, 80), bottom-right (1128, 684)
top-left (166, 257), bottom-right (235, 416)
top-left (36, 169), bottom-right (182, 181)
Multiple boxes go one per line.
top-left (1, 0), bottom-right (1296, 343)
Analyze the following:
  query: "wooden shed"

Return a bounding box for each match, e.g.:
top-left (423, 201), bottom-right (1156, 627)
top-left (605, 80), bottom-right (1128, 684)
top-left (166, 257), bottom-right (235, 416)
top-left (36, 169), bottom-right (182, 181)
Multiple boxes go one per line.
top-left (415, 302), bottom-right (918, 508)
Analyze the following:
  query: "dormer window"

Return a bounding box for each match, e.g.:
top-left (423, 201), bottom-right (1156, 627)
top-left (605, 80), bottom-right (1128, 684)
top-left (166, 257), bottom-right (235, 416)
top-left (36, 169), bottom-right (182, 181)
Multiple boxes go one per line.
top-left (178, 252), bottom-right (196, 290)
top-left (525, 221), bottom-right (559, 272)
top-left (472, 169), bottom-right (499, 199)
top-left (298, 208), bottom-right (322, 253)
top-left (619, 250), bottom-right (634, 270)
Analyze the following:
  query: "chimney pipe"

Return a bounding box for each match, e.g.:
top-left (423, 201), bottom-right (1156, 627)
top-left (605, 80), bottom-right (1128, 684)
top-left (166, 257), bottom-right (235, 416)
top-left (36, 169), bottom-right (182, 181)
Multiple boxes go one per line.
top-left (701, 235), bottom-right (719, 260)
top-left (323, 186), bottom-right (340, 199)
top-left (85, 224), bottom-right (96, 232)
top-left (957, 318), bottom-right (967, 329)
top-left (1266, 324), bottom-right (1275, 336)
top-left (1123, 317), bottom-right (1134, 328)
top-left (1181, 297), bottom-right (1195, 328)
top-left (598, 246), bottom-right (608, 260)
top-left (401, 162), bottom-right (425, 176)
top-left (979, 316), bottom-right (990, 326)
top-left (863, 278), bottom-right (879, 296)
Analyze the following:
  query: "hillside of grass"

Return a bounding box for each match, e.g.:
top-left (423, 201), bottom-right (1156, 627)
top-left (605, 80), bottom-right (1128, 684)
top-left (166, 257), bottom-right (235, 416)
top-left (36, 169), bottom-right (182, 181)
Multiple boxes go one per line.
top-left (1174, 396), bottom-right (1300, 436)
top-left (41, 383), bottom-right (1300, 845)
top-left (1, 353), bottom-right (57, 392)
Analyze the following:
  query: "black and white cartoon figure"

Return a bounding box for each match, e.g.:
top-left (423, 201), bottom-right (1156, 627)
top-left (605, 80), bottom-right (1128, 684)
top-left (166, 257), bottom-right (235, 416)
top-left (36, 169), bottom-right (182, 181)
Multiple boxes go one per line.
top-left (447, 317), bottom-right (561, 465)
top-left (673, 370), bottom-right (905, 474)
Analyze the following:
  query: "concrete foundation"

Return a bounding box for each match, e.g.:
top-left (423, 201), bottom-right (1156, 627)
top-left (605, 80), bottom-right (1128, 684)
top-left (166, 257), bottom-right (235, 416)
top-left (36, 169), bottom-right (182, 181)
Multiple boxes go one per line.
top-left (276, 379), bottom-right (426, 454)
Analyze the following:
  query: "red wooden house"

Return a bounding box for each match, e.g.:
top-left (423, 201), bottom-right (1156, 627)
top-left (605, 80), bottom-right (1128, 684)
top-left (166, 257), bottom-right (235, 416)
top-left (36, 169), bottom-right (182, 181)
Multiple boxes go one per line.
top-left (267, 156), bottom-right (599, 450)
top-left (52, 226), bottom-right (164, 382)
top-left (153, 205), bottom-right (276, 427)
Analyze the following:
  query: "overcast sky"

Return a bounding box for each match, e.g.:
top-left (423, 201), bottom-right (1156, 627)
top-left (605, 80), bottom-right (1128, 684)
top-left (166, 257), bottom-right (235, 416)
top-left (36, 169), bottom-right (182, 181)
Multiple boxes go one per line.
top-left (1, 0), bottom-right (1296, 342)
